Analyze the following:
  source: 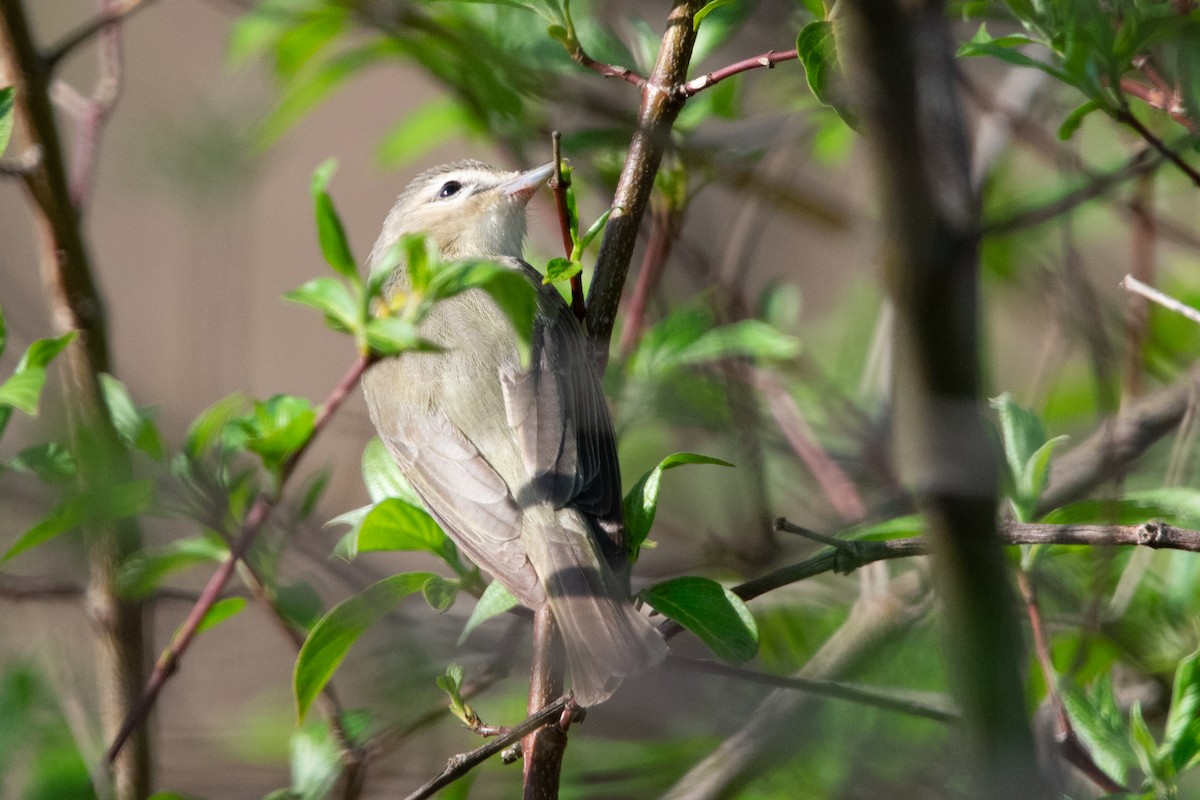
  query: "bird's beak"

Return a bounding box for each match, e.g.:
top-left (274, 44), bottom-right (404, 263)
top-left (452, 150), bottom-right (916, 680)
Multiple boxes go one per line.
top-left (501, 161), bottom-right (556, 201)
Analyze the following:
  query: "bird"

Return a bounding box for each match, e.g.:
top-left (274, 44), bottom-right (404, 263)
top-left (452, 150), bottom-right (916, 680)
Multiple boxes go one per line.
top-left (360, 160), bottom-right (667, 706)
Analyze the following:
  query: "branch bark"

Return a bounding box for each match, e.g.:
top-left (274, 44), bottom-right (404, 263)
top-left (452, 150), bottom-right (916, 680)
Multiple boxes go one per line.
top-left (585, 0), bottom-right (702, 368)
top-left (0, 2), bottom-right (150, 796)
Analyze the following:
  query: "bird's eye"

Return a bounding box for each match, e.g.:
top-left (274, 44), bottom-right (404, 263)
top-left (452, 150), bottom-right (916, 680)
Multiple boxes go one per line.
top-left (437, 180), bottom-right (462, 199)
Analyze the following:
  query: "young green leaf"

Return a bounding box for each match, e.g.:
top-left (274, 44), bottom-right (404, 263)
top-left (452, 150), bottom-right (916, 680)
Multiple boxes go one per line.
top-left (458, 580), bottom-right (519, 644)
top-left (294, 571), bottom-right (437, 720)
top-left (1129, 701), bottom-right (1161, 785)
top-left (543, 257), bottom-right (584, 285)
top-left (676, 320), bottom-right (802, 365)
top-left (693, 0), bottom-right (739, 31)
top-left (624, 453), bottom-right (734, 560)
top-left (286, 276), bottom-right (360, 334)
top-left (1060, 678), bottom-right (1138, 786)
top-left (118, 535), bottom-right (228, 599)
top-left (310, 159), bottom-right (358, 279)
top-left (0, 332), bottom-right (76, 415)
top-left (7, 442), bottom-right (75, 484)
top-left (402, 233), bottom-right (434, 293)
top-left (352, 497), bottom-right (455, 564)
top-left (575, 206), bottom-right (612, 255)
top-left (377, 99), bottom-right (480, 169)
top-left (1058, 99), bottom-right (1103, 140)
top-left (4, 479), bottom-right (154, 561)
top-left (642, 576), bottom-right (758, 663)
top-left (364, 317), bottom-right (435, 357)
top-left (422, 575), bottom-right (459, 612)
top-left (100, 374), bottom-right (166, 461)
top-left (238, 395), bottom-right (316, 477)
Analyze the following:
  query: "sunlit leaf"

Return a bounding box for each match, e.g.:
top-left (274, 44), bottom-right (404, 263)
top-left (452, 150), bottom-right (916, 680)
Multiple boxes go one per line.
top-left (543, 257), bottom-right (583, 285)
top-left (192, 597), bottom-right (248, 636)
top-left (310, 159), bottom-right (358, 279)
top-left (0, 86), bottom-right (14, 156)
top-left (643, 576), bottom-right (758, 663)
top-left (100, 374), bottom-right (166, 461)
top-left (286, 277), bottom-right (359, 334)
top-left (624, 453), bottom-right (733, 560)
top-left (458, 580), bottom-right (519, 644)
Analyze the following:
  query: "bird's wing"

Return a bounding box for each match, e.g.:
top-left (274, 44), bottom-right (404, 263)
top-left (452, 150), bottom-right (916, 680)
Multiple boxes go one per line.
top-left (380, 409), bottom-right (545, 607)
top-left (500, 260), bottom-right (626, 568)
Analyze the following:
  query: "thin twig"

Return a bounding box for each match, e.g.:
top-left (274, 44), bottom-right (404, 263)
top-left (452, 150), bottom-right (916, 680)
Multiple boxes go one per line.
top-left (666, 654), bottom-right (958, 723)
top-left (402, 696), bottom-right (570, 800)
top-left (549, 131), bottom-right (585, 323)
top-left (677, 48), bottom-right (798, 97)
top-left (45, 0), bottom-right (162, 69)
top-left (105, 352), bottom-right (375, 765)
top-left (1115, 107), bottom-right (1200, 188)
top-left (1120, 274), bottom-right (1200, 326)
top-left (564, 42), bottom-right (646, 88)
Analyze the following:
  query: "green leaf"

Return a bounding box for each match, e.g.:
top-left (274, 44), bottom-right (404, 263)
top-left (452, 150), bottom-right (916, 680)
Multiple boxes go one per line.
top-left (364, 317), bottom-right (440, 357)
top-left (0, 332), bottom-right (76, 415)
top-left (310, 159), bottom-right (358, 279)
top-left (238, 395), bottom-right (316, 477)
top-left (624, 453), bottom-right (734, 560)
top-left (1129, 702), bottom-right (1161, 783)
top-left (1017, 435), bottom-right (1068, 522)
top-left (1058, 99), bottom-right (1102, 140)
top-left (0, 86), bottom-right (14, 156)
top-left (377, 99), bottom-right (481, 169)
top-left (286, 276), bottom-right (360, 334)
top-left (193, 596), bottom-right (248, 636)
top-left (458, 580), bottom-right (519, 644)
top-left (184, 392), bottom-right (250, 457)
top-left (576, 206), bottom-right (612, 254)
top-left (430, 262), bottom-right (536, 365)
top-left (642, 576), bottom-right (758, 663)
top-left (355, 498), bottom-right (455, 563)
top-left (693, 0), bottom-right (738, 31)
top-left (1061, 678), bottom-right (1137, 786)
top-left (990, 392), bottom-right (1045, 487)
top-left (796, 20), bottom-right (857, 128)
top-left (4, 479), bottom-right (154, 561)
top-left (957, 25), bottom-right (1070, 84)
top-left (100, 374), bottom-right (166, 461)
top-left (542, 257), bottom-right (583, 285)
top-left (676, 320), bottom-right (801, 365)
top-left (403, 233), bottom-right (435, 293)
top-left (277, 581), bottom-right (324, 632)
top-left (118, 535), bottom-right (228, 599)
top-left (361, 436), bottom-right (419, 505)
top-left (294, 572), bottom-right (436, 720)
top-left (7, 442), bottom-right (75, 483)
top-left (1162, 647), bottom-right (1200, 774)
top-left (422, 575), bottom-right (459, 612)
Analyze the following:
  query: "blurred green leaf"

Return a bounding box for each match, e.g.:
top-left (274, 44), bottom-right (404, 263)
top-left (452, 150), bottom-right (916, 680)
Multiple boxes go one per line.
top-left (1058, 99), bottom-right (1102, 140)
top-left (100, 374), bottom-right (166, 461)
top-left (7, 443), bottom-right (75, 484)
top-left (642, 576), bottom-right (758, 663)
top-left (310, 159), bottom-right (358, 279)
top-left (289, 719), bottom-right (340, 800)
top-left (957, 24), bottom-right (1071, 84)
top-left (294, 571), bottom-right (436, 720)
top-left (676, 320), bottom-right (801, 365)
top-left (428, 262), bottom-right (536, 365)
top-left (1061, 677), bottom-right (1137, 786)
top-left (693, 0), bottom-right (738, 31)
top-left (377, 98), bottom-right (481, 169)
top-left (118, 535), bottom-right (228, 599)
top-left (1162, 647), bottom-right (1200, 774)
top-left (797, 20), bottom-right (857, 129)
top-left (364, 317), bottom-right (440, 357)
top-left (624, 452), bottom-right (733, 560)
top-left (276, 581), bottom-right (324, 632)
top-left (185, 393), bottom-right (251, 457)
top-left (1129, 701), bottom-right (1161, 786)
top-left (0, 332), bottom-right (76, 416)
top-left (0, 85), bottom-right (13, 156)
top-left (4, 479), bottom-right (154, 561)
top-left (193, 596), bottom-right (248, 636)
top-left (458, 579), bottom-right (519, 644)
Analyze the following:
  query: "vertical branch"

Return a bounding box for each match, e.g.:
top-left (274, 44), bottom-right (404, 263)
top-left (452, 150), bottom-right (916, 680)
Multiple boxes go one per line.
top-left (1123, 173), bottom-right (1155, 398)
top-left (522, 607), bottom-right (567, 800)
top-left (585, 0), bottom-right (703, 368)
top-left (0, 1), bottom-right (149, 797)
top-left (839, 2), bottom-right (1049, 798)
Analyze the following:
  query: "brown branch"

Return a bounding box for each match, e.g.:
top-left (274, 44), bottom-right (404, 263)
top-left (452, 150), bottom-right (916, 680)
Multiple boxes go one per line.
top-left (585, 0), bottom-right (703, 368)
top-left (1120, 70), bottom-right (1196, 134)
top-left (402, 695), bottom-right (570, 800)
top-left (44, 0), bottom-right (162, 69)
top-left (521, 606), bottom-right (568, 800)
top-left (677, 48), bottom-right (798, 98)
top-left (616, 201), bottom-right (679, 358)
top-left (0, 574), bottom-right (84, 600)
top-left (563, 41), bottom-right (646, 88)
top-left (104, 352), bottom-right (374, 766)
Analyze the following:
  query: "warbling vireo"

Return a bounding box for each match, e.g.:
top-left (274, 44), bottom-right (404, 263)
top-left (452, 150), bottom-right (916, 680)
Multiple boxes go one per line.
top-left (361, 160), bottom-right (667, 706)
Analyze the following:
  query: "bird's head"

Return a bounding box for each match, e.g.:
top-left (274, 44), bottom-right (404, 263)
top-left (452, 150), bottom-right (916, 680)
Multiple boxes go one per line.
top-left (373, 160), bottom-right (555, 263)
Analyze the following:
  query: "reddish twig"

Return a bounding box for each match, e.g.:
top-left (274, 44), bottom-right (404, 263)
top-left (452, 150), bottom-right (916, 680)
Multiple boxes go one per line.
top-left (105, 352), bottom-right (375, 765)
top-left (521, 607), bottom-right (568, 800)
top-left (549, 131), bottom-right (585, 323)
top-left (617, 202), bottom-right (678, 358)
top-left (565, 42), bottom-right (646, 88)
top-left (1120, 64), bottom-right (1196, 134)
top-left (677, 48), bottom-right (798, 97)
top-left (1017, 571), bottom-right (1127, 794)
top-left (68, 0), bottom-right (125, 207)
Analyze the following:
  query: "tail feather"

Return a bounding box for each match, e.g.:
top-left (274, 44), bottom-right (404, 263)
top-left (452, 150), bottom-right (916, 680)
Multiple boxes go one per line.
top-left (537, 513), bottom-right (668, 706)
